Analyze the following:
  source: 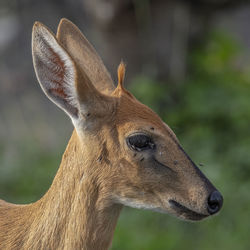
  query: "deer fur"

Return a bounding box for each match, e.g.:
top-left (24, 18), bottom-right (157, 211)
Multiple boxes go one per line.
top-left (0, 18), bottom-right (222, 250)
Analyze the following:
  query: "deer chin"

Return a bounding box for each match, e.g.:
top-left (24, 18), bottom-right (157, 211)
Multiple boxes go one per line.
top-left (169, 200), bottom-right (208, 221)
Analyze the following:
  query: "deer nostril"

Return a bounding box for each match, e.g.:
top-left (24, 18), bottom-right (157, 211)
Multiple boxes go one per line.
top-left (207, 190), bottom-right (223, 215)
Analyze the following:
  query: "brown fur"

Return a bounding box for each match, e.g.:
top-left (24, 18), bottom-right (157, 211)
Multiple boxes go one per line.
top-left (56, 18), bottom-right (114, 95)
top-left (0, 19), bottom-right (221, 250)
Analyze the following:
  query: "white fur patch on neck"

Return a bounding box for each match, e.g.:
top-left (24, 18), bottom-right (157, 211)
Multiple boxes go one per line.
top-left (113, 196), bottom-right (166, 214)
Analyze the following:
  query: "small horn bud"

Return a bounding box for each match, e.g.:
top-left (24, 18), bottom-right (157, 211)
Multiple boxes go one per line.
top-left (117, 61), bottom-right (126, 88)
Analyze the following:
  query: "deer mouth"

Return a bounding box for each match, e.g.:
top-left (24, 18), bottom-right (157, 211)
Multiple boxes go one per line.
top-left (169, 200), bottom-right (208, 221)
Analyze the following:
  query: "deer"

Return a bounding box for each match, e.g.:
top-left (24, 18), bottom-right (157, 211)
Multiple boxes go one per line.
top-left (0, 18), bottom-right (223, 250)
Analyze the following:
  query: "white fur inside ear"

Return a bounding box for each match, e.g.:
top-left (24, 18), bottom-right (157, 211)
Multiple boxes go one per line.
top-left (32, 24), bottom-right (78, 117)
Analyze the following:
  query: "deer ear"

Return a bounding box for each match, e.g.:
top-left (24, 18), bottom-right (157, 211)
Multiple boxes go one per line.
top-left (56, 18), bottom-right (115, 94)
top-left (32, 22), bottom-right (79, 118)
top-left (32, 22), bottom-right (112, 123)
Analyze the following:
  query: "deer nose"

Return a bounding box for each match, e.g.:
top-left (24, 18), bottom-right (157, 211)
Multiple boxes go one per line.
top-left (207, 190), bottom-right (223, 215)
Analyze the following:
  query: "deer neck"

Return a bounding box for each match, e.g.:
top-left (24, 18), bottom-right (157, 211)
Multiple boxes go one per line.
top-left (24, 130), bottom-right (122, 250)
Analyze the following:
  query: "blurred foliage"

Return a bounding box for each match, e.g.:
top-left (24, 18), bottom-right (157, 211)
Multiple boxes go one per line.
top-left (0, 139), bottom-right (60, 203)
top-left (1, 30), bottom-right (250, 249)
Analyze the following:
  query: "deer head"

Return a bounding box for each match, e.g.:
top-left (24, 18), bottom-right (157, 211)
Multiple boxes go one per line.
top-left (32, 19), bottom-right (223, 222)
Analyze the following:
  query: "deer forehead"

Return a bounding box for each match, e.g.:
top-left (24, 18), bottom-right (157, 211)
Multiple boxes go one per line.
top-left (112, 91), bottom-right (175, 138)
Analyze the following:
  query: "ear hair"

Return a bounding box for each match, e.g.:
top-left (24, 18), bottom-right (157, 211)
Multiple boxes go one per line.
top-left (32, 21), bottom-right (116, 128)
top-left (32, 21), bottom-right (79, 118)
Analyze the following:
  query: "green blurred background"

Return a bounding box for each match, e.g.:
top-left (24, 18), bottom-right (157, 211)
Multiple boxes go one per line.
top-left (1, 1), bottom-right (250, 249)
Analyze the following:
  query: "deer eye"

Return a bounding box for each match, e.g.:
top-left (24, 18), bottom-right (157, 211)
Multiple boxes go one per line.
top-left (127, 134), bottom-right (155, 152)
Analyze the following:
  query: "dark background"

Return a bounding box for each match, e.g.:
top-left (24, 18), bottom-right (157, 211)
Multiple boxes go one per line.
top-left (1, 0), bottom-right (250, 249)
